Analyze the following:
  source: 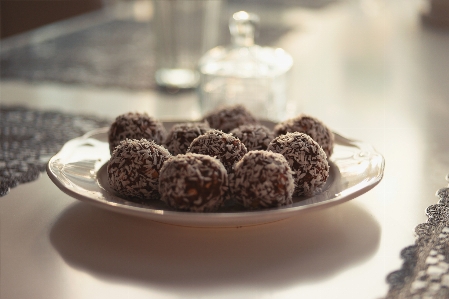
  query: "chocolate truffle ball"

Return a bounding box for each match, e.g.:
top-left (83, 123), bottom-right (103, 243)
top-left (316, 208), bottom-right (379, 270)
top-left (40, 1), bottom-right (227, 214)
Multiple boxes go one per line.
top-left (268, 132), bottom-right (329, 196)
top-left (232, 151), bottom-right (295, 209)
top-left (202, 104), bottom-right (257, 133)
top-left (274, 114), bottom-right (334, 158)
top-left (108, 112), bottom-right (167, 154)
top-left (230, 124), bottom-right (274, 151)
top-left (164, 122), bottom-right (210, 155)
top-left (107, 139), bottom-right (171, 200)
top-left (187, 129), bottom-right (247, 173)
top-left (159, 153), bottom-right (228, 212)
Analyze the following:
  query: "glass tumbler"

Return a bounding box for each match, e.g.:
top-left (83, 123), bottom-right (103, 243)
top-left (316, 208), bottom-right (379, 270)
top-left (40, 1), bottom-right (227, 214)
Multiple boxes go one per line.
top-left (153, 0), bottom-right (223, 90)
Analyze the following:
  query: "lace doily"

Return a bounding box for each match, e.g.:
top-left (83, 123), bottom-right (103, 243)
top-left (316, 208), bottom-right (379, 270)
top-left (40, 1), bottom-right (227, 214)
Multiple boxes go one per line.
top-left (0, 106), bottom-right (110, 196)
top-left (386, 182), bottom-right (449, 298)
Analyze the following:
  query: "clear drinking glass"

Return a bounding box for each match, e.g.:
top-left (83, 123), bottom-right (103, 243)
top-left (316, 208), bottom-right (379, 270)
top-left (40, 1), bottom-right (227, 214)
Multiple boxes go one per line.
top-left (198, 11), bottom-right (293, 121)
top-left (153, 0), bottom-right (223, 90)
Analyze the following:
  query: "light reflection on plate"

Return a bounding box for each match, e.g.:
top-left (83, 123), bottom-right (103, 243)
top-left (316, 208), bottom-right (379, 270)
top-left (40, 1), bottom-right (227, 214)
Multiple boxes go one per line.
top-left (47, 121), bottom-right (384, 227)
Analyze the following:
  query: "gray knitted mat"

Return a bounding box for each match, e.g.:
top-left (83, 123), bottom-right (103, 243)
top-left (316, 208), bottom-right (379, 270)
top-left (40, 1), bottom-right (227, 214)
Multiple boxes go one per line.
top-left (0, 20), bottom-right (156, 90)
top-left (0, 19), bottom-right (292, 90)
top-left (0, 106), bottom-right (111, 196)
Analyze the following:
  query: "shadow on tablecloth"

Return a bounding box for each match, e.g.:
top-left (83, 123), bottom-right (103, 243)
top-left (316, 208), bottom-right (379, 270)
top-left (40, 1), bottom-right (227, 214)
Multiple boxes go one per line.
top-left (49, 200), bottom-right (380, 291)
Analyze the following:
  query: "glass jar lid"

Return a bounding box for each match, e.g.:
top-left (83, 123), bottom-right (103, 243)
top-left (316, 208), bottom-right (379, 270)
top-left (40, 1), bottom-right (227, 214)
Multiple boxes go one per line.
top-left (199, 11), bottom-right (293, 79)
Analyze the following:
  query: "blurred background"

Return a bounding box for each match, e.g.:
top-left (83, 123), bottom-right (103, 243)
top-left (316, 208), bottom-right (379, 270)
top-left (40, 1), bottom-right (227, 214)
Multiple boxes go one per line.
top-left (0, 0), bottom-right (339, 39)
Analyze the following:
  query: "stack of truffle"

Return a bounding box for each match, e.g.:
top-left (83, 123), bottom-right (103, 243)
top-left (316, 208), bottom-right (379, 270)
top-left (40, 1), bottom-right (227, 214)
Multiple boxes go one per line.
top-left (107, 105), bottom-right (334, 212)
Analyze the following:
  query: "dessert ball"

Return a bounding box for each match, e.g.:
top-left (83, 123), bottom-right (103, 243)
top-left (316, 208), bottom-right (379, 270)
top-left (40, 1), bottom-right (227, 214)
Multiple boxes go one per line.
top-left (232, 151), bottom-right (294, 209)
top-left (159, 153), bottom-right (228, 212)
top-left (187, 129), bottom-right (247, 173)
top-left (202, 104), bottom-right (257, 133)
top-left (230, 124), bottom-right (274, 151)
top-left (268, 132), bottom-right (329, 196)
top-left (108, 112), bottom-right (167, 154)
top-left (274, 114), bottom-right (334, 158)
top-left (164, 122), bottom-right (210, 155)
top-left (107, 139), bottom-right (171, 200)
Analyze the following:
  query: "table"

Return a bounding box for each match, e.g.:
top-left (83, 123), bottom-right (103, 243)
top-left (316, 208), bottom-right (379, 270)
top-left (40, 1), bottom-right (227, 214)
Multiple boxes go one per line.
top-left (1, 0), bottom-right (448, 298)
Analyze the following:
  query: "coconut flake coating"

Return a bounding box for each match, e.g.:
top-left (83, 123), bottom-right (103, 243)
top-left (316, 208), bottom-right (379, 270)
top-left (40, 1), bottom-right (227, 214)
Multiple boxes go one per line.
top-left (268, 132), bottom-right (329, 196)
top-left (202, 104), bottom-right (257, 133)
top-left (274, 114), bottom-right (334, 158)
top-left (187, 130), bottom-right (247, 173)
top-left (159, 153), bottom-right (228, 212)
top-left (164, 122), bottom-right (211, 155)
top-left (230, 124), bottom-right (274, 151)
top-left (107, 139), bottom-right (172, 200)
top-left (108, 112), bottom-right (167, 154)
top-left (232, 151), bottom-right (294, 209)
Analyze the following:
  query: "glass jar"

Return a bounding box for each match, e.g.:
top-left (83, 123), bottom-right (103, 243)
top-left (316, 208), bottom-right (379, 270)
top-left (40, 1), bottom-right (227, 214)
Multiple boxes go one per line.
top-left (198, 11), bottom-right (293, 121)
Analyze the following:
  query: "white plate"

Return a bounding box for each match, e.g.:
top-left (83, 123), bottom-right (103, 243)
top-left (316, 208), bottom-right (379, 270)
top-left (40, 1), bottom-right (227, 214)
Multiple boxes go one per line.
top-left (46, 121), bottom-right (385, 227)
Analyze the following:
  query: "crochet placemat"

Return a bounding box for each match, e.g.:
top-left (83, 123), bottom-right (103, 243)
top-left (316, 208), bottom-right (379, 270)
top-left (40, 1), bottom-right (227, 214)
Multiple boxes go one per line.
top-left (0, 20), bottom-right (156, 90)
top-left (0, 19), bottom-right (292, 90)
top-left (0, 106), bottom-right (110, 196)
top-left (385, 180), bottom-right (449, 298)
